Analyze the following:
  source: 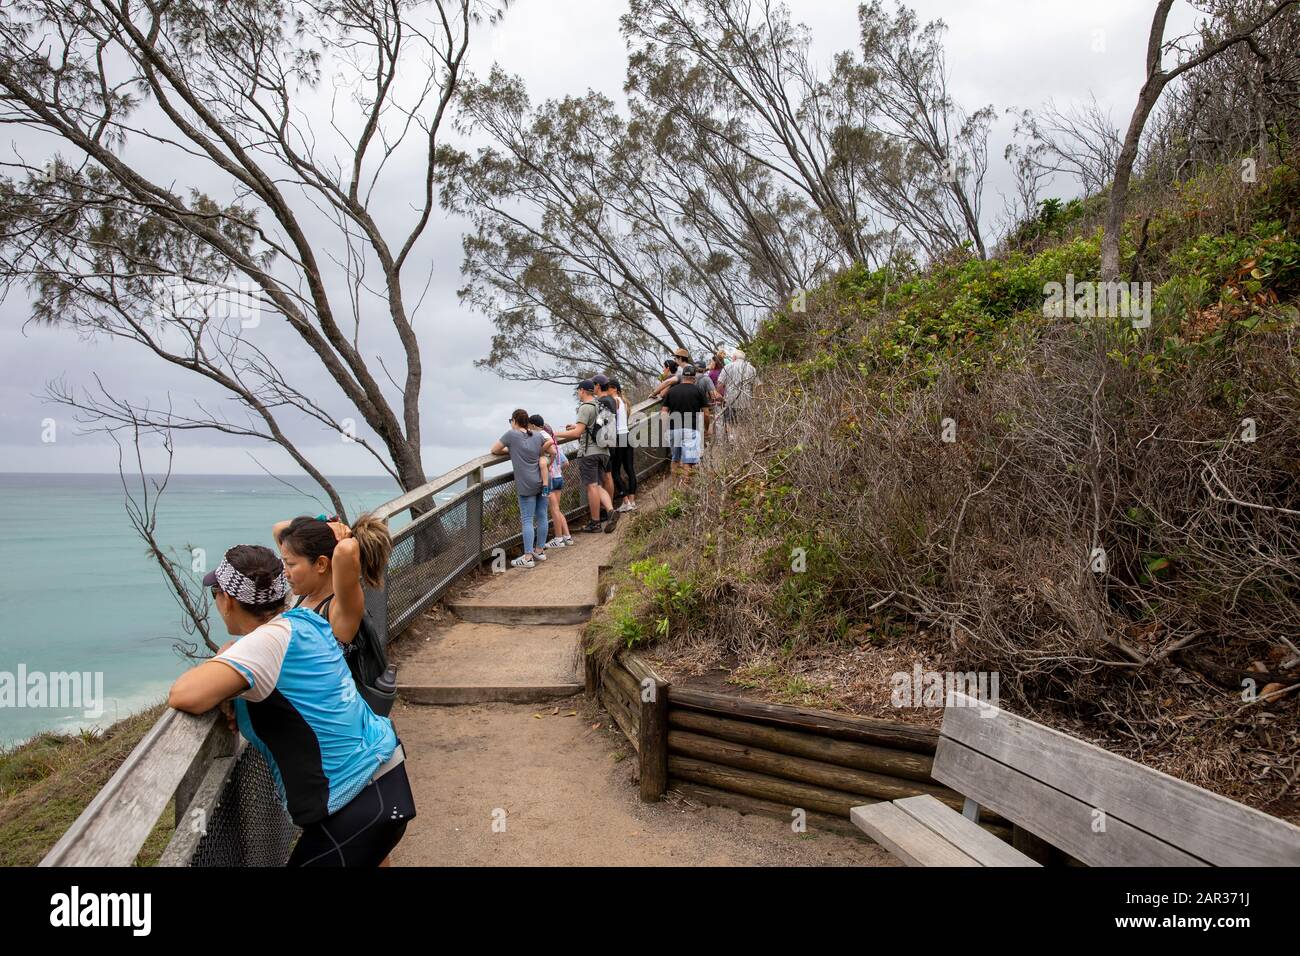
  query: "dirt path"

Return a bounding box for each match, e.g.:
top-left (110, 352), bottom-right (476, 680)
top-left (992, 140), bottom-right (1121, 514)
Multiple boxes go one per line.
top-left (388, 476), bottom-right (890, 866)
top-left (390, 695), bottom-right (891, 866)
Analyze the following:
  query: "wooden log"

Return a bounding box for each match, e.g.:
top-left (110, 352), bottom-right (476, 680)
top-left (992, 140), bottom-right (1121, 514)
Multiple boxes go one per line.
top-left (603, 659), bottom-right (642, 713)
top-left (639, 674), bottom-right (669, 803)
top-left (174, 716), bottom-right (238, 827)
top-left (160, 745), bottom-right (244, 866)
top-left (669, 708), bottom-right (934, 783)
top-left (583, 649), bottom-right (599, 697)
top-left (600, 684), bottom-right (640, 753)
top-left (669, 729), bottom-right (964, 810)
top-left (670, 687), bottom-right (938, 754)
top-left (669, 780), bottom-right (869, 841)
top-left (621, 652), bottom-right (668, 688)
top-left (669, 754), bottom-right (873, 817)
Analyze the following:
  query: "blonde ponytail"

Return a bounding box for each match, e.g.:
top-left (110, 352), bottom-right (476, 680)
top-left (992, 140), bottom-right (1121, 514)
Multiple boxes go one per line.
top-left (350, 512), bottom-right (393, 589)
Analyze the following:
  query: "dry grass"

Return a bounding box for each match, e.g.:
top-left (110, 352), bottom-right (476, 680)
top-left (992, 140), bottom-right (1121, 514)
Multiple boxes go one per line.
top-left (0, 702), bottom-right (174, 866)
top-left (589, 161), bottom-right (1300, 824)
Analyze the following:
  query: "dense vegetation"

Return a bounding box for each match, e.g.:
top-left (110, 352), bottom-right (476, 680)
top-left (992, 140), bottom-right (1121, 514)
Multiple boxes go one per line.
top-left (589, 153), bottom-right (1300, 821)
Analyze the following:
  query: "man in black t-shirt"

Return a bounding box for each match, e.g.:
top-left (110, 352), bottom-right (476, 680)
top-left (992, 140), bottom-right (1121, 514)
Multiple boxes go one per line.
top-left (662, 365), bottom-right (708, 483)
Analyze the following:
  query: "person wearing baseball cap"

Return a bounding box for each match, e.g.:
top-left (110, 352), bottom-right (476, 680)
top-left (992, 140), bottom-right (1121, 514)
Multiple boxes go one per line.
top-left (552, 380), bottom-right (619, 533)
top-left (651, 347), bottom-right (718, 407)
top-left (171, 544), bottom-right (414, 866)
top-left (661, 363), bottom-right (708, 482)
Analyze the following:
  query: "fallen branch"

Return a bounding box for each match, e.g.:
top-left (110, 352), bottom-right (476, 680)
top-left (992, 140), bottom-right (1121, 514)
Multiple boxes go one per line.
top-left (1201, 465), bottom-right (1300, 517)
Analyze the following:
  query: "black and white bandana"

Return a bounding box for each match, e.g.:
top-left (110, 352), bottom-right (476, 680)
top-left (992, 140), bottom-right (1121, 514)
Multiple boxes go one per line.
top-left (212, 556), bottom-right (290, 605)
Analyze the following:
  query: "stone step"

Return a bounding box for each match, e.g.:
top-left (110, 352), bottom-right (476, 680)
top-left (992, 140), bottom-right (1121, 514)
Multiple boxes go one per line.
top-left (399, 683), bottom-right (584, 705)
top-left (395, 621), bottom-right (582, 706)
top-left (446, 602), bottom-right (594, 626)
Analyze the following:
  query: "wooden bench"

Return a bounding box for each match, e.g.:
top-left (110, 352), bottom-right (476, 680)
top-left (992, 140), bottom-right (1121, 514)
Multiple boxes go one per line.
top-left (852, 691), bottom-right (1300, 866)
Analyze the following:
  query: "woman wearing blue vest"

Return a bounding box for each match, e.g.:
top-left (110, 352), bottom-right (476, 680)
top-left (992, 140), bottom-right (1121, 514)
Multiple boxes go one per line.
top-left (168, 544), bottom-right (415, 866)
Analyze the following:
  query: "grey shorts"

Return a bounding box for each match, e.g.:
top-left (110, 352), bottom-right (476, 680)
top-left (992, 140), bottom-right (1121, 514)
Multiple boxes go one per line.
top-left (578, 454), bottom-right (609, 486)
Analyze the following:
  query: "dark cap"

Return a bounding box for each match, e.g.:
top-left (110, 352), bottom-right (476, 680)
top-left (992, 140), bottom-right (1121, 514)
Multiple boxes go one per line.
top-left (592, 374), bottom-right (610, 387)
top-left (682, 364), bottom-right (697, 377)
top-left (577, 379), bottom-right (595, 392)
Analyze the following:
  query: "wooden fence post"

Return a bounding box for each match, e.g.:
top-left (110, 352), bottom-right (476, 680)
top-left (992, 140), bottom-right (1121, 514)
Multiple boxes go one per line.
top-left (584, 650), bottom-right (600, 697)
top-left (638, 677), bottom-right (668, 802)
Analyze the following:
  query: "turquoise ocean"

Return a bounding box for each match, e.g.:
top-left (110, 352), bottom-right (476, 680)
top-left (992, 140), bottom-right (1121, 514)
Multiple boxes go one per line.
top-left (0, 473), bottom-right (418, 748)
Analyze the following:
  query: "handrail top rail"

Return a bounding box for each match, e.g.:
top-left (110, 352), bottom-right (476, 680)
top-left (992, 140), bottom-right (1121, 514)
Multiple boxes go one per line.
top-left (40, 708), bottom-right (224, 867)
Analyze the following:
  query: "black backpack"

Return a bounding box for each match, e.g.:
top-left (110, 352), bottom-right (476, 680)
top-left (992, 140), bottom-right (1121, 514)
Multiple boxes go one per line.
top-left (300, 595), bottom-right (396, 717)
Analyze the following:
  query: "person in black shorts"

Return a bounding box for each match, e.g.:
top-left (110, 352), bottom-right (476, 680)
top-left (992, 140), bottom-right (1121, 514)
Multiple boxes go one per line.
top-left (552, 379), bottom-right (620, 534)
top-left (169, 545), bottom-right (415, 867)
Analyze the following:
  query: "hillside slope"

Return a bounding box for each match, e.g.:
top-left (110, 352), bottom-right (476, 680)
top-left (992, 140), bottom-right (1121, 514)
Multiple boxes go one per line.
top-left (589, 156), bottom-right (1300, 823)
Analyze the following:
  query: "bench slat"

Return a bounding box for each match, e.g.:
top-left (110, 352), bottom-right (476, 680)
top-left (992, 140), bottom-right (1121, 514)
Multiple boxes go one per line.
top-left (893, 794), bottom-right (1040, 867)
top-left (850, 802), bottom-right (982, 867)
top-left (939, 692), bottom-right (1300, 866)
top-left (935, 738), bottom-right (1206, 867)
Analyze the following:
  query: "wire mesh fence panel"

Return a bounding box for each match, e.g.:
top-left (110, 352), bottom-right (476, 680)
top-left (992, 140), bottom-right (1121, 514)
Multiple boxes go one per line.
top-left (385, 493), bottom-right (478, 635)
top-left (481, 476), bottom-right (525, 558)
top-left (189, 747), bottom-right (297, 867)
top-left (556, 450), bottom-right (586, 516)
top-left (630, 409), bottom-right (671, 480)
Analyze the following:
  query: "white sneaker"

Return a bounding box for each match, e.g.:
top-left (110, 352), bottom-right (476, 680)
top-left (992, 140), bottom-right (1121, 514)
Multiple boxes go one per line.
top-left (545, 538), bottom-right (566, 549)
top-left (623, 501), bottom-right (638, 511)
top-left (533, 551), bottom-right (547, 562)
top-left (563, 535), bottom-right (574, 544)
top-left (511, 555), bottom-right (535, 570)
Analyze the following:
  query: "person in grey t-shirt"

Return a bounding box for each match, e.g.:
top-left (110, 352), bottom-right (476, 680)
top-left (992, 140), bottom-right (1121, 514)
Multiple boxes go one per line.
top-left (491, 409), bottom-right (555, 568)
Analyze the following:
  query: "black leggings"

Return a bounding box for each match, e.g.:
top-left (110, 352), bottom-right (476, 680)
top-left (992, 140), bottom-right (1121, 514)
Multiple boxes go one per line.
top-left (611, 444), bottom-right (637, 497)
top-left (287, 757), bottom-right (416, 867)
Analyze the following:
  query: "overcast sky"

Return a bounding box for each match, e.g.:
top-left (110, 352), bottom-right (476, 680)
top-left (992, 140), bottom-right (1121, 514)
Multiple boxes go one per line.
top-left (0, 0), bottom-right (1200, 481)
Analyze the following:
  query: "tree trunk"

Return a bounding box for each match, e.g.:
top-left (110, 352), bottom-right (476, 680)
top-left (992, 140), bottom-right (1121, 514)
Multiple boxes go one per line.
top-left (1101, 0), bottom-right (1297, 281)
top-left (1101, 78), bottom-right (1166, 282)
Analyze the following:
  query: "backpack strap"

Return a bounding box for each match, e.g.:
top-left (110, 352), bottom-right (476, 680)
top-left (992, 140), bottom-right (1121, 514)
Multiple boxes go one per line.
top-left (579, 400), bottom-right (598, 454)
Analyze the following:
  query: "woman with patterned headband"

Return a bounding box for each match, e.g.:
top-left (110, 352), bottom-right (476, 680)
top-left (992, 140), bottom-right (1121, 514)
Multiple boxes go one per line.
top-left (168, 544), bottom-right (415, 867)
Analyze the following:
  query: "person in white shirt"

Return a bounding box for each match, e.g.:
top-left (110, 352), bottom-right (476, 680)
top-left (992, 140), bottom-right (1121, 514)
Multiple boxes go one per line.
top-left (718, 348), bottom-right (759, 437)
top-left (607, 379), bottom-right (637, 511)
